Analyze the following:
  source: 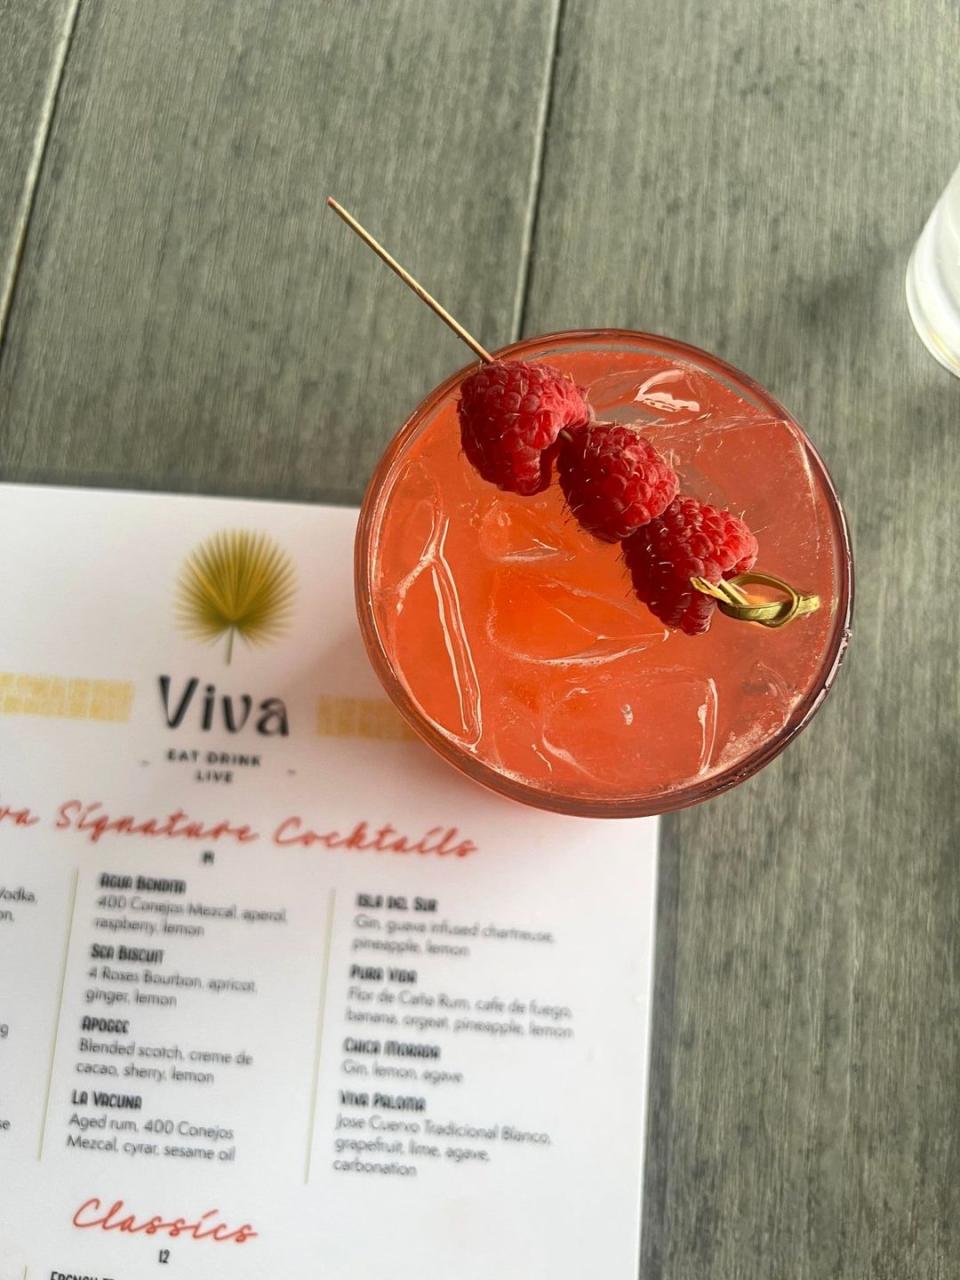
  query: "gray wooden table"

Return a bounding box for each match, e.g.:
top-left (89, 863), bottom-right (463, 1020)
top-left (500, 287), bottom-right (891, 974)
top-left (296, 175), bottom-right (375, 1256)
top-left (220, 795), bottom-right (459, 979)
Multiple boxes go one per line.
top-left (2, 2), bottom-right (959, 1276)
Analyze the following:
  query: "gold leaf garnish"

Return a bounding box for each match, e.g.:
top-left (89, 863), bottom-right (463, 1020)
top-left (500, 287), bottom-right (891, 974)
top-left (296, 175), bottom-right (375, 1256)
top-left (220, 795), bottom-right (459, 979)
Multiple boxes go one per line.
top-left (177, 531), bottom-right (296, 663)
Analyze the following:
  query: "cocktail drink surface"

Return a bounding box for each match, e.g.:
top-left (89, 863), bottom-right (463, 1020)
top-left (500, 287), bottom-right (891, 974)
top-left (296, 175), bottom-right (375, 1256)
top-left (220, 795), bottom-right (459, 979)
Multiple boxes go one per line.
top-left (357, 331), bottom-right (851, 817)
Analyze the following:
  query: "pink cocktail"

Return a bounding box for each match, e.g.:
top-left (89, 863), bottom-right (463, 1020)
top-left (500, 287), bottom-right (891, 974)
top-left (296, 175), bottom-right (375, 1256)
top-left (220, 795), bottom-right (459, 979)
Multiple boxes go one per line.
top-left (357, 330), bottom-right (852, 817)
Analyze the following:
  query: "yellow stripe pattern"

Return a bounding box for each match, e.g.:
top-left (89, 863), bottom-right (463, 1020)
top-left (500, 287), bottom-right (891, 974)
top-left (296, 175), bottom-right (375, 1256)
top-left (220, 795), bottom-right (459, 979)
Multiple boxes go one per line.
top-left (316, 695), bottom-right (415, 741)
top-left (0, 673), bottom-right (134, 722)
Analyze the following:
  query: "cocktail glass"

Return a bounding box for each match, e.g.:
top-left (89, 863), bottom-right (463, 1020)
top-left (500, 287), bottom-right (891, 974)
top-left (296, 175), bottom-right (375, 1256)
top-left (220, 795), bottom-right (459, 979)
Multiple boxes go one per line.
top-left (356, 330), bottom-right (852, 818)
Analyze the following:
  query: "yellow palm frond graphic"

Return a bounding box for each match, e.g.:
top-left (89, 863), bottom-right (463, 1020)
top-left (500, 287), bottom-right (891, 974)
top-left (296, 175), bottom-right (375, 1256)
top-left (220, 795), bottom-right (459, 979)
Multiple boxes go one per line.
top-left (176, 530), bottom-right (296, 664)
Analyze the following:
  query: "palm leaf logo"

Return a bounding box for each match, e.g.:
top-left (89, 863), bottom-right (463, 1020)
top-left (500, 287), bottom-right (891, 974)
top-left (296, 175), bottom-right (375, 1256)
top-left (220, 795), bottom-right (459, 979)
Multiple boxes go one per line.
top-left (176, 530), bottom-right (296, 664)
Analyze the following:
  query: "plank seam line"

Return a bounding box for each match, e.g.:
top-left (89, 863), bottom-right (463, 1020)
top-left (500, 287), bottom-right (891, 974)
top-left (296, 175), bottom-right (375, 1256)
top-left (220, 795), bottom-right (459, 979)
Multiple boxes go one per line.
top-left (0, 0), bottom-right (84, 358)
top-left (510, 0), bottom-right (567, 343)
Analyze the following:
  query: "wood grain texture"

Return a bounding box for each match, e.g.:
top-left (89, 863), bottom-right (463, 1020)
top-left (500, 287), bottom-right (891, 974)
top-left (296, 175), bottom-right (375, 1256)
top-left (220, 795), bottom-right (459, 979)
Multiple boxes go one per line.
top-left (525, 1), bottom-right (960, 1277)
top-left (0, 0), bottom-right (560, 500)
top-left (1, 0), bottom-right (958, 1275)
top-left (0, 0), bottom-right (78, 332)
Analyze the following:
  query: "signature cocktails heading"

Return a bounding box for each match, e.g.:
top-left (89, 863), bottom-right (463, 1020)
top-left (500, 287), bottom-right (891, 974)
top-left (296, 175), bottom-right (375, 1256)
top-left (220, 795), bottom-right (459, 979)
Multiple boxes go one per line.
top-left (0, 799), bottom-right (477, 857)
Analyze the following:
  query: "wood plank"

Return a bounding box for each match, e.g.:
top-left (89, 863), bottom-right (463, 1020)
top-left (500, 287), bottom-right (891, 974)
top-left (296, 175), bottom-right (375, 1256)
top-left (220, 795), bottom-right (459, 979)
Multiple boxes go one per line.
top-left (0, 0), bottom-right (79, 334)
top-left (527, 1), bottom-right (960, 1277)
top-left (0, 0), bottom-right (560, 501)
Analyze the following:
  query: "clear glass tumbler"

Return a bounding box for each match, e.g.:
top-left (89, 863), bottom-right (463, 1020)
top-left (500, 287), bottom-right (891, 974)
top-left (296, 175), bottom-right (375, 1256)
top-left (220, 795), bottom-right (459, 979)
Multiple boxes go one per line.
top-left (906, 163), bottom-right (960, 376)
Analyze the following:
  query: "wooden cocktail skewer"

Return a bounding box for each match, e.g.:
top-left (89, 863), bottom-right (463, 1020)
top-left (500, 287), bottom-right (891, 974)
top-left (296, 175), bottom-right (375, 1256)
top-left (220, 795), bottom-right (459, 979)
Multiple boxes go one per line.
top-left (328, 197), bottom-right (819, 629)
top-left (326, 198), bottom-right (493, 364)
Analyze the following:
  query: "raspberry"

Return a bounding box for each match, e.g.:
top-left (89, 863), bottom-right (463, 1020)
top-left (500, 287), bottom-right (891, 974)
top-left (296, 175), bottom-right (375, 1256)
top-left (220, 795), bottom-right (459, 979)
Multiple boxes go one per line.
top-left (557, 422), bottom-right (678, 542)
top-left (622, 496), bottom-right (758, 635)
top-left (458, 360), bottom-right (591, 496)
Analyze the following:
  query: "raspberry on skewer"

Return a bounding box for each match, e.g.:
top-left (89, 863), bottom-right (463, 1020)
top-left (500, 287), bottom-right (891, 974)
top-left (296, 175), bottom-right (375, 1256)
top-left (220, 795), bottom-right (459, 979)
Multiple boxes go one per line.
top-left (557, 422), bottom-right (678, 541)
top-left (457, 360), bottom-right (591, 496)
top-left (623, 496), bottom-right (758, 636)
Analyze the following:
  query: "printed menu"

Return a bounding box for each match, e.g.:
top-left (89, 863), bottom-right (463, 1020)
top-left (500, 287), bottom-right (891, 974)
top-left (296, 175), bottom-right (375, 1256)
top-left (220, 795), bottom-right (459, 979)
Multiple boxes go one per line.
top-left (0, 484), bottom-right (658, 1280)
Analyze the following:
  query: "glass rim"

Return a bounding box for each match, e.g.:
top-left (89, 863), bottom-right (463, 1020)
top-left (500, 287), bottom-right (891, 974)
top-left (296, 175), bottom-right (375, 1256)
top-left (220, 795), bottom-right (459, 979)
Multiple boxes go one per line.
top-left (355, 328), bottom-right (854, 818)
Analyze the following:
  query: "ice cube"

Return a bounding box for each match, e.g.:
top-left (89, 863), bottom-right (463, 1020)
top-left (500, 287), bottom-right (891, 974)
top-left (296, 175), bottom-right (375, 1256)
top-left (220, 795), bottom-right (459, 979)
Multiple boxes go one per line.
top-left (633, 368), bottom-right (703, 415)
top-left (537, 670), bottom-right (719, 792)
top-left (644, 416), bottom-right (823, 580)
top-left (389, 505), bottom-right (483, 750)
top-left (631, 362), bottom-right (758, 426)
top-left (477, 500), bottom-right (577, 564)
top-left (486, 567), bottom-right (667, 665)
top-left (584, 359), bottom-right (750, 427)
top-left (586, 366), bottom-right (670, 419)
top-left (378, 459), bottom-right (444, 604)
top-left (712, 658), bottom-right (801, 769)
